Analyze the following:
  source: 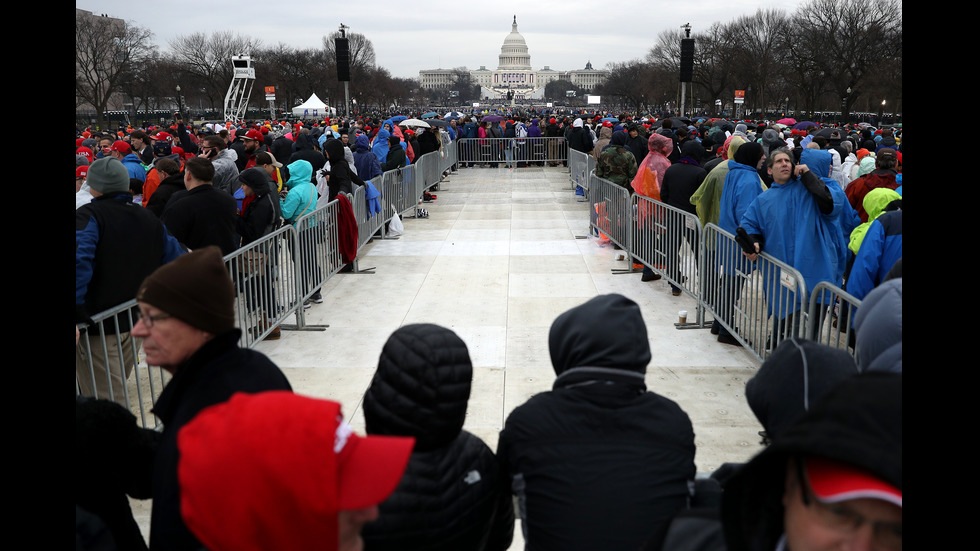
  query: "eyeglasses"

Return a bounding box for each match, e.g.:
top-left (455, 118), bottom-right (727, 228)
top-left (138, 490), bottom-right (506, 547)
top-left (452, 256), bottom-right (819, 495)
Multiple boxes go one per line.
top-left (796, 460), bottom-right (902, 550)
top-left (135, 310), bottom-right (172, 329)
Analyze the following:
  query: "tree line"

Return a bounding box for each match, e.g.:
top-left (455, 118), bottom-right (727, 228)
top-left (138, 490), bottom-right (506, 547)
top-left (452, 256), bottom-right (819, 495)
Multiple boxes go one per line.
top-left (77, 0), bottom-right (900, 130)
top-left (596, 0), bottom-right (902, 120)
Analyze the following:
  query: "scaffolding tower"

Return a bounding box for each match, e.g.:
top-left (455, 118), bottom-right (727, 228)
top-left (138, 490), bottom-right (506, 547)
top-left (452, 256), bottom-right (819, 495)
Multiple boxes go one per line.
top-left (224, 55), bottom-right (255, 123)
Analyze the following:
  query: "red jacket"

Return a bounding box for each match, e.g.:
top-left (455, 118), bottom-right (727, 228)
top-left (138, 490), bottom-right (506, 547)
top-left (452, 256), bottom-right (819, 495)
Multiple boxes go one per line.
top-left (845, 172), bottom-right (899, 223)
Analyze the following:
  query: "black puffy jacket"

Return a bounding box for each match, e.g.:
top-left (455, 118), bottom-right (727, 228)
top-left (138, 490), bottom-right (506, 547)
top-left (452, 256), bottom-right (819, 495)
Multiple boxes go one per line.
top-left (361, 324), bottom-right (514, 551)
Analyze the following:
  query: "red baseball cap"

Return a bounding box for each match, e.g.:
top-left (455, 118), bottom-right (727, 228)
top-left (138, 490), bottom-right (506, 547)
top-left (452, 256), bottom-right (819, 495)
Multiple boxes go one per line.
top-left (76, 166), bottom-right (88, 179)
top-left (76, 146), bottom-right (93, 161)
top-left (178, 391), bottom-right (414, 551)
top-left (150, 131), bottom-right (174, 143)
top-left (805, 456), bottom-right (902, 508)
top-left (243, 129), bottom-right (264, 141)
top-left (110, 140), bottom-right (132, 153)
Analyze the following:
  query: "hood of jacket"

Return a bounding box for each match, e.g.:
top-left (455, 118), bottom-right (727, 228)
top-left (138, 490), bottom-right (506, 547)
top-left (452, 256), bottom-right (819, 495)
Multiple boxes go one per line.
top-left (362, 323), bottom-right (472, 451)
top-left (285, 160), bottom-right (312, 189)
top-left (853, 278), bottom-right (902, 373)
top-left (800, 148), bottom-right (833, 178)
top-left (323, 138), bottom-right (345, 163)
top-left (745, 338), bottom-right (858, 441)
top-left (355, 134), bottom-right (371, 152)
top-left (862, 187), bottom-right (902, 222)
top-left (647, 132), bottom-right (673, 157)
top-left (722, 372), bottom-right (901, 551)
top-left (610, 130), bottom-right (628, 147)
top-left (599, 126), bottom-right (613, 140)
top-left (293, 132), bottom-right (314, 151)
top-left (548, 294), bottom-right (651, 379)
top-left (238, 166), bottom-right (274, 196)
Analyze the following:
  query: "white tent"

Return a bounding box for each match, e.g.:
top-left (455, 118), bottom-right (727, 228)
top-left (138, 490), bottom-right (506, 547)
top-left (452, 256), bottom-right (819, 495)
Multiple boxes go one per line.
top-left (291, 93), bottom-right (335, 118)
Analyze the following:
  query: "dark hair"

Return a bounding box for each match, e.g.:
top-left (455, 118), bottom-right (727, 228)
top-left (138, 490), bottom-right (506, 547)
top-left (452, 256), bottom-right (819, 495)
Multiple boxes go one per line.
top-left (155, 158), bottom-right (179, 177)
top-left (184, 156), bottom-right (216, 182)
top-left (202, 135), bottom-right (225, 150)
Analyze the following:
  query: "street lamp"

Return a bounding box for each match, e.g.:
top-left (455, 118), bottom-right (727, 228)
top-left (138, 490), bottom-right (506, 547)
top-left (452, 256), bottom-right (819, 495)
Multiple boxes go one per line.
top-left (176, 85), bottom-right (184, 119)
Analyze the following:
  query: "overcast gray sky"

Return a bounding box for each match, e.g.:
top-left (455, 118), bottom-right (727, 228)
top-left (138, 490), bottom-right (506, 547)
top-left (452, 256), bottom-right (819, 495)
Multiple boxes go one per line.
top-left (79, 0), bottom-right (804, 80)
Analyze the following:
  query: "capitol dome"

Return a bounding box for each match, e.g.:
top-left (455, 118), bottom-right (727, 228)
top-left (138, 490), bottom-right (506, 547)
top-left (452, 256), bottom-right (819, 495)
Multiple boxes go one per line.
top-left (498, 16), bottom-right (531, 71)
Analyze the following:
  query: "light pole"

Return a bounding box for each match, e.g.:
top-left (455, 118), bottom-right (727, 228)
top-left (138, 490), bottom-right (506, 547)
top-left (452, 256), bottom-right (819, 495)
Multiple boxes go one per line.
top-left (176, 85), bottom-right (184, 119)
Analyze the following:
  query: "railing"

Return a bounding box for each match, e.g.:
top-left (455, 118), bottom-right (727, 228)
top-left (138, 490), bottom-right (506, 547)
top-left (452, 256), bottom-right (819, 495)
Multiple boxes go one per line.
top-left (456, 137), bottom-right (568, 168)
top-left (575, 166), bottom-right (861, 363)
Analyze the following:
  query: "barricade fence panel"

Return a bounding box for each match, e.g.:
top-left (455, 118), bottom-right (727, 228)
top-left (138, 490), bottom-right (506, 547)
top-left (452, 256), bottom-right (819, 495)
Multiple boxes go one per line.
top-left (76, 299), bottom-right (170, 429)
top-left (587, 171), bottom-right (632, 252)
top-left (807, 282), bottom-right (861, 362)
top-left (226, 225), bottom-right (299, 347)
top-left (630, 194), bottom-right (705, 323)
top-left (457, 137), bottom-right (568, 168)
top-left (701, 224), bottom-right (809, 362)
top-left (569, 149), bottom-right (594, 192)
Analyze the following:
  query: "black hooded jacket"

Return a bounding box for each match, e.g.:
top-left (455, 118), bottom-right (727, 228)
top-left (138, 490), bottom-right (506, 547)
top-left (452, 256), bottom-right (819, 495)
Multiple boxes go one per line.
top-left (287, 133), bottom-right (325, 183)
top-left (323, 138), bottom-right (366, 201)
top-left (360, 324), bottom-right (514, 551)
top-left (236, 167), bottom-right (282, 245)
top-left (497, 294), bottom-right (696, 551)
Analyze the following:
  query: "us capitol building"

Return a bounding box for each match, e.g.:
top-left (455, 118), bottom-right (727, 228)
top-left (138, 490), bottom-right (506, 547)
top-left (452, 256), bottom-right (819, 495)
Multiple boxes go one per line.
top-left (419, 16), bottom-right (609, 101)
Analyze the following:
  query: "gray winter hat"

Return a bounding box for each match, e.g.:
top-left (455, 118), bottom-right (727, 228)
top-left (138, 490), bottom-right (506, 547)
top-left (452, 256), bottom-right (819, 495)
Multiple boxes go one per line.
top-left (86, 157), bottom-right (130, 195)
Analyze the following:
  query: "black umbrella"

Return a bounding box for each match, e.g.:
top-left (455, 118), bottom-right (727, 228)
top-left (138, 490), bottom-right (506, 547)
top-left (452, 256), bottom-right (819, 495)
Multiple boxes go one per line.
top-left (426, 119), bottom-right (449, 128)
top-left (814, 127), bottom-right (842, 138)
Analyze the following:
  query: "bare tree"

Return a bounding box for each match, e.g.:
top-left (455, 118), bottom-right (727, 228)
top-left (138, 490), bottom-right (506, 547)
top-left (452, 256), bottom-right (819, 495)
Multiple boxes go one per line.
top-left (75, 12), bottom-right (154, 129)
top-left (729, 9), bottom-right (791, 115)
top-left (167, 31), bottom-right (263, 112)
top-left (650, 23), bottom-right (737, 116)
top-left (598, 60), bottom-right (655, 113)
top-left (786, 0), bottom-right (902, 120)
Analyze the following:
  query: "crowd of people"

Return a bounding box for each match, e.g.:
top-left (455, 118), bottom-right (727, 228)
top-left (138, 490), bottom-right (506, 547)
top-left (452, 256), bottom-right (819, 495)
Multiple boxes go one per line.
top-left (76, 108), bottom-right (901, 551)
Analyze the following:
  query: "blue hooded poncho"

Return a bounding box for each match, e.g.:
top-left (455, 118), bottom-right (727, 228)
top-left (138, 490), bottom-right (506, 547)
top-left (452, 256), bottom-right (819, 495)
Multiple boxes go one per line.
top-left (739, 149), bottom-right (851, 317)
top-left (372, 129), bottom-right (391, 163)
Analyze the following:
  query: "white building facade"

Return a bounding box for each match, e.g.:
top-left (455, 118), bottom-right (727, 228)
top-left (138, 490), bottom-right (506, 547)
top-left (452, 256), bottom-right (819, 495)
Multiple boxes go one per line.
top-left (419, 16), bottom-right (609, 100)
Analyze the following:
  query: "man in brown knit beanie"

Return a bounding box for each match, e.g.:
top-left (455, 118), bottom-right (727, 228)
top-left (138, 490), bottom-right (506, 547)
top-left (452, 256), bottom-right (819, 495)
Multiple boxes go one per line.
top-left (132, 245), bottom-right (293, 551)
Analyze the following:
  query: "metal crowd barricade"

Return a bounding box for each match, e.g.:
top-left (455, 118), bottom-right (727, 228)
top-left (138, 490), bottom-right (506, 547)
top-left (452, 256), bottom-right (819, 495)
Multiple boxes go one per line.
top-left (381, 165), bottom-right (418, 218)
top-left (568, 148), bottom-right (595, 192)
top-left (586, 171), bottom-right (632, 254)
top-left (225, 225), bottom-right (300, 346)
top-left (76, 299), bottom-right (169, 429)
top-left (631, 194), bottom-right (706, 327)
top-left (292, 199), bottom-right (345, 317)
top-left (700, 224), bottom-right (809, 362)
top-left (457, 137), bottom-right (569, 168)
top-left (352, 176), bottom-right (386, 248)
top-left (806, 282), bottom-right (862, 361)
